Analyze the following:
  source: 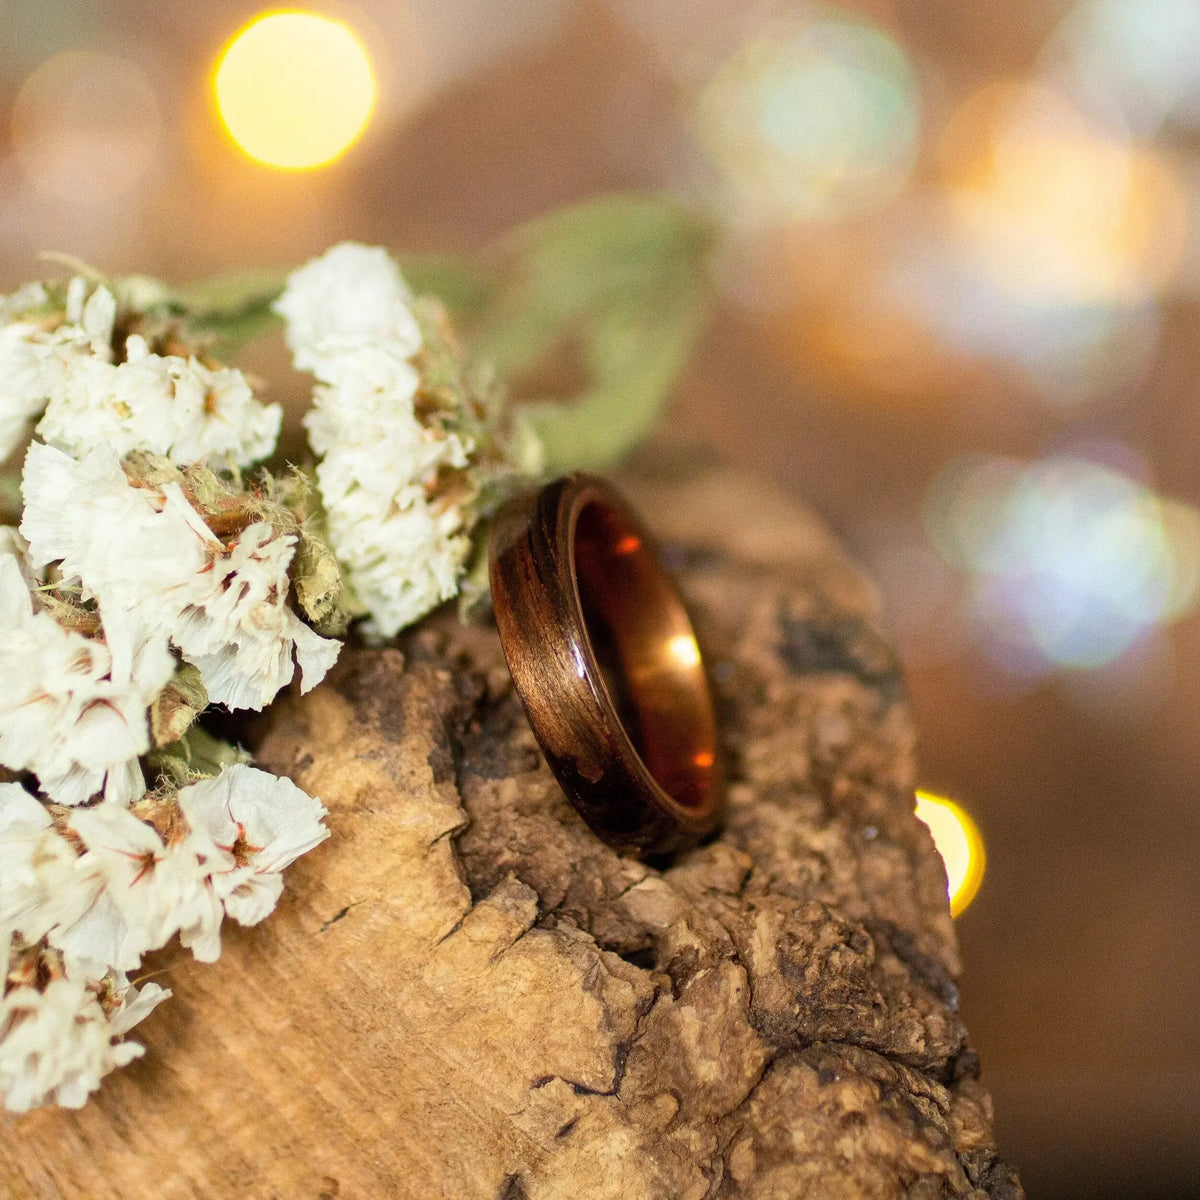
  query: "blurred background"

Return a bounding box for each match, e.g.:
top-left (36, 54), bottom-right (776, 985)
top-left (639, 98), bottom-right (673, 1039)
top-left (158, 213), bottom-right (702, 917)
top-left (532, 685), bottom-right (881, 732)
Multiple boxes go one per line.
top-left (1, 1), bottom-right (1198, 1194)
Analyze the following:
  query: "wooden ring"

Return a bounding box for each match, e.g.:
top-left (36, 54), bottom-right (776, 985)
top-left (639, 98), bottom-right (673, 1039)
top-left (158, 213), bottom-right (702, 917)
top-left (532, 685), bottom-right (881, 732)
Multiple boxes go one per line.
top-left (488, 473), bottom-right (725, 857)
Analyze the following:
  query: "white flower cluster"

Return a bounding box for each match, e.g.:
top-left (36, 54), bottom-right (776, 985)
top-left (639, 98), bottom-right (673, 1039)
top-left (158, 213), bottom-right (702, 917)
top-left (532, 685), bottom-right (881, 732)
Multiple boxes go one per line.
top-left (0, 276), bottom-right (281, 469)
top-left (20, 442), bottom-right (338, 715)
top-left (275, 243), bottom-right (477, 639)
top-left (0, 768), bottom-right (327, 1111)
top-left (0, 547), bottom-right (173, 807)
top-left (0, 959), bottom-right (168, 1114)
top-left (0, 271), bottom-right (338, 1113)
top-left (0, 242), bottom-right (535, 1114)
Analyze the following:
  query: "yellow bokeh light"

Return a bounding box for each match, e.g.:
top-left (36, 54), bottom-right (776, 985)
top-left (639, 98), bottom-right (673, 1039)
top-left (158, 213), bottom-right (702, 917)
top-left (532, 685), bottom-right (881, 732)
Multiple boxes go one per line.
top-left (214, 10), bottom-right (377, 170)
top-left (914, 790), bottom-right (986, 917)
top-left (938, 81), bottom-right (1187, 305)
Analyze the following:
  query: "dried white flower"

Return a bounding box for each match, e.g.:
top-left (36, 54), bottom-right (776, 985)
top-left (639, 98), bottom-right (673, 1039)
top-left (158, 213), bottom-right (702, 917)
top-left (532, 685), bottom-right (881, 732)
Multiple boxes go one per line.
top-left (49, 886), bottom-right (155, 974)
top-left (0, 959), bottom-right (172, 1114)
top-left (0, 784), bottom-right (83, 943)
top-left (0, 273), bottom-right (279, 470)
top-left (277, 245), bottom-right (477, 638)
top-left (64, 276), bottom-right (119, 344)
top-left (0, 548), bottom-right (174, 806)
top-left (37, 341), bottom-right (281, 470)
top-left (170, 521), bottom-right (341, 712)
top-left (0, 931), bottom-right (172, 1114)
top-left (274, 241), bottom-right (422, 375)
top-left (21, 442), bottom-right (339, 711)
top-left (0, 934), bottom-right (172, 1113)
top-left (46, 832), bottom-right (222, 971)
top-left (328, 487), bottom-right (471, 638)
top-left (0, 975), bottom-right (140, 1112)
top-left (67, 802), bottom-right (224, 965)
top-left (0, 524), bottom-right (40, 587)
top-left (0, 337), bottom-right (55, 463)
top-left (106, 975), bottom-right (171, 1039)
top-left (0, 240), bottom-right (535, 1113)
top-left (0, 280), bottom-right (116, 462)
top-left (22, 439), bottom-right (215, 609)
top-left (300, 345), bottom-right (425, 460)
top-left (177, 763), bottom-right (330, 927)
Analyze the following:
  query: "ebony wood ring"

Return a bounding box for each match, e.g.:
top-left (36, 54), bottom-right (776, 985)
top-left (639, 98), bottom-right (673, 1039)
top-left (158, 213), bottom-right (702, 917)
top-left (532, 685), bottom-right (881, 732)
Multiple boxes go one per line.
top-left (488, 473), bottom-right (725, 858)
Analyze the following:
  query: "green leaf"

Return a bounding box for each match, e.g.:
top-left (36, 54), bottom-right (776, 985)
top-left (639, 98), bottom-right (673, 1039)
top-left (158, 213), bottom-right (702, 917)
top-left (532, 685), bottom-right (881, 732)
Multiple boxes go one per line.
top-left (183, 725), bottom-right (252, 777)
top-left (143, 723), bottom-right (249, 789)
top-left (396, 254), bottom-right (494, 323)
top-left (474, 194), bottom-right (716, 473)
top-left (173, 267), bottom-right (288, 353)
top-left (173, 266), bottom-right (287, 315)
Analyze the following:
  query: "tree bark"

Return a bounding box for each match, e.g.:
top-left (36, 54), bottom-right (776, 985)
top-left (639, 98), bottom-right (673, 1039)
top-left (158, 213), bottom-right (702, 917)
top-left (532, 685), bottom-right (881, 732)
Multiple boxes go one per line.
top-left (0, 453), bottom-right (1023, 1199)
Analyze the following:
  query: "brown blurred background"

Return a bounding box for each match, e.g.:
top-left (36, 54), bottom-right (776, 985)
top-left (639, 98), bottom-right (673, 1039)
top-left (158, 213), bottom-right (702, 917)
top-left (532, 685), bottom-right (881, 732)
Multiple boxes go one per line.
top-left (2, 1), bottom-right (1199, 1195)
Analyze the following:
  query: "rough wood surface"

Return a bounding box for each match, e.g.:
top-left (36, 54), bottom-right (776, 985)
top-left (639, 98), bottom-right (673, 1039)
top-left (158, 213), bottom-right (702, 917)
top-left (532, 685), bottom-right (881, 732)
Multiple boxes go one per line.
top-left (0, 456), bottom-right (1024, 1199)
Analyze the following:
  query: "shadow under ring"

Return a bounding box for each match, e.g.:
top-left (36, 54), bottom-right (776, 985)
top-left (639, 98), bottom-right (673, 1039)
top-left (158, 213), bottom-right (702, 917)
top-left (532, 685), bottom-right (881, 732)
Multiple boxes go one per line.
top-left (488, 472), bottom-right (725, 858)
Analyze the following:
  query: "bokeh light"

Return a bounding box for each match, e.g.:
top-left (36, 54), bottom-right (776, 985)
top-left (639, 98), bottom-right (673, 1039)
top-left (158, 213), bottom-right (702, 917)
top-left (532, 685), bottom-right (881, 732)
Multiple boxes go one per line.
top-left (214, 11), bottom-right (378, 170)
top-left (914, 791), bottom-right (986, 917)
top-left (925, 452), bottom-right (1200, 673)
top-left (939, 82), bottom-right (1187, 307)
top-left (10, 50), bottom-right (162, 203)
top-left (892, 251), bottom-right (1162, 407)
top-left (889, 80), bottom-right (1187, 405)
top-left (695, 12), bottom-right (920, 222)
top-left (1045, 0), bottom-right (1200, 135)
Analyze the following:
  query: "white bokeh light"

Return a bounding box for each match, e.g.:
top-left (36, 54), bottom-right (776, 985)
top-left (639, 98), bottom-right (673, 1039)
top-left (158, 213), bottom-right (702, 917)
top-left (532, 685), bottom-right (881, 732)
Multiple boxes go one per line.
top-left (926, 453), bottom-right (1200, 673)
top-left (1045, 0), bottom-right (1200, 135)
top-left (694, 12), bottom-right (921, 223)
top-left (11, 51), bottom-right (162, 203)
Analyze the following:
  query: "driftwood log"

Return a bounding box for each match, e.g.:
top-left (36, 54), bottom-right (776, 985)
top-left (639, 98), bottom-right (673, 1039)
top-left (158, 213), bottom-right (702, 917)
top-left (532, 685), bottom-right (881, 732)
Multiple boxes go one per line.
top-left (0, 456), bottom-right (1023, 1199)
